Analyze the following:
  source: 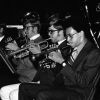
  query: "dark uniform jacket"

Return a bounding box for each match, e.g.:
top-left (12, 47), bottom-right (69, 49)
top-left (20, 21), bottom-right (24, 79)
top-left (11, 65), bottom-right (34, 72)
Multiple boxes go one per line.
top-left (18, 40), bottom-right (100, 100)
top-left (54, 40), bottom-right (100, 99)
top-left (33, 39), bottom-right (72, 85)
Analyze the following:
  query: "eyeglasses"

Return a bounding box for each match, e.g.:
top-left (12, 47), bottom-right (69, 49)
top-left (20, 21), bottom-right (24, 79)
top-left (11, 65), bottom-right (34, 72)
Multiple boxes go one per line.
top-left (25, 25), bottom-right (35, 30)
top-left (48, 30), bottom-right (58, 34)
top-left (66, 33), bottom-right (77, 39)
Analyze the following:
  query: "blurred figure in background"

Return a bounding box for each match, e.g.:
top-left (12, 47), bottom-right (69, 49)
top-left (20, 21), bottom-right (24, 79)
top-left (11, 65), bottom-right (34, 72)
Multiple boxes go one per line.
top-left (0, 24), bottom-right (6, 42)
top-left (6, 11), bottom-right (42, 82)
top-left (0, 24), bottom-right (19, 74)
top-left (0, 11), bottom-right (43, 100)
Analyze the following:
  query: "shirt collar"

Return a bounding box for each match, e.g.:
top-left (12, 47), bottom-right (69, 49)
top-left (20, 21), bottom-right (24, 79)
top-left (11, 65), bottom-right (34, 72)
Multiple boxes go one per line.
top-left (0, 36), bottom-right (4, 42)
top-left (58, 39), bottom-right (66, 45)
top-left (30, 34), bottom-right (40, 40)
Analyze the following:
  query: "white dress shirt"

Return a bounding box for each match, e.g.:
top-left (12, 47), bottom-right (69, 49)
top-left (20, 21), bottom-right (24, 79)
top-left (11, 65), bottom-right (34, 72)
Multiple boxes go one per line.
top-left (57, 39), bottom-right (66, 53)
top-left (58, 39), bottom-right (66, 45)
top-left (72, 41), bottom-right (86, 61)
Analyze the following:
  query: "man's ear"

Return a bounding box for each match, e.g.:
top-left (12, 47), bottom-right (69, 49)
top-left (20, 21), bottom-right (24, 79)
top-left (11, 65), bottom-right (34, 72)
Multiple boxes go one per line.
top-left (58, 30), bottom-right (63, 36)
top-left (80, 30), bottom-right (84, 36)
top-left (34, 26), bottom-right (38, 32)
top-left (80, 30), bottom-right (84, 42)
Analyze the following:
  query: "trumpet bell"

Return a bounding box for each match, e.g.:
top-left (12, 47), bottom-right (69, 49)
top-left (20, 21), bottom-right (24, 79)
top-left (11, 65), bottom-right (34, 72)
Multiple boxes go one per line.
top-left (38, 38), bottom-right (53, 50)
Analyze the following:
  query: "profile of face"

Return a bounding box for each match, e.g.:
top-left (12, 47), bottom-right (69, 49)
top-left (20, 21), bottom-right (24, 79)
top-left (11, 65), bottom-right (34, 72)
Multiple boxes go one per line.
top-left (48, 25), bottom-right (59, 43)
top-left (24, 23), bottom-right (38, 39)
top-left (66, 27), bottom-right (82, 48)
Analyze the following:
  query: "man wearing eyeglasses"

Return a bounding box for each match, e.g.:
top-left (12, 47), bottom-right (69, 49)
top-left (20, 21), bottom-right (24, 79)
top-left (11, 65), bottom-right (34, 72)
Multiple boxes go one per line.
top-left (34, 15), bottom-right (100, 100)
top-left (0, 11), bottom-right (44, 100)
top-left (48, 19), bottom-right (72, 60)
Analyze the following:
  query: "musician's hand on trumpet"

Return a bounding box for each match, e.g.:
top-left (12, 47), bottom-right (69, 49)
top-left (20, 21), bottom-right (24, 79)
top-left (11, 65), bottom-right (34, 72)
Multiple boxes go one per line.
top-left (48, 51), bottom-right (64, 64)
top-left (28, 43), bottom-right (41, 54)
top-left (5, 41), bottom-right (19, 51)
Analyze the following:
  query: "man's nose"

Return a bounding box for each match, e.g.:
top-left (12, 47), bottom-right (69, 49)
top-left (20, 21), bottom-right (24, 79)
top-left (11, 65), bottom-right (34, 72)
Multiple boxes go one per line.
top-left (48, 32), bottom-right (51, 37)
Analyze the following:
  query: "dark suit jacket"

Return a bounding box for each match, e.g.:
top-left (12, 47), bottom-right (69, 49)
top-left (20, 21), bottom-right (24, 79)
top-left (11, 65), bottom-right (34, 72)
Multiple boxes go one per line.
top-left (18, 40), bottom-right (100, 100)
top-left (50, 40), bottom-right (72, 76)
top-left (55, 40), bottom-right (100, 99)
top-left (58, 40), bottom-right (72, 60)
top-left (32, 39), bottom-right (72, 85)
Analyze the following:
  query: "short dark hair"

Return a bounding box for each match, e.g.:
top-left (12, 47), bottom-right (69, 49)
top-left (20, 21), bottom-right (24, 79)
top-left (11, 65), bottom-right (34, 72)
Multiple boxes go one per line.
top-left (64, 15), bottom-right (92, 40)
top-left (50, 19), bottom-right (69, 37)
top-left (21, 11), bottom-right (41, 31)
top-left (48, 13), bottom-right (60, 26)
top-left (52, 19), bottom-right (65, 30)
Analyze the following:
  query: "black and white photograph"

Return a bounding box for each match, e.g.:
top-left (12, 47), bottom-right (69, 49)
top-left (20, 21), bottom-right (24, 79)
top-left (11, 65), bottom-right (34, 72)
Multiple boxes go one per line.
top-left (0, 0), bottom-right (100, 100)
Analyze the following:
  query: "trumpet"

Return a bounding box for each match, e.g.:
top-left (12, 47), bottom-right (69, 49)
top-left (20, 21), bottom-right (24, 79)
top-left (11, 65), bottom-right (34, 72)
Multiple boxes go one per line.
top-left (7, 38), bottom-right (53, 59)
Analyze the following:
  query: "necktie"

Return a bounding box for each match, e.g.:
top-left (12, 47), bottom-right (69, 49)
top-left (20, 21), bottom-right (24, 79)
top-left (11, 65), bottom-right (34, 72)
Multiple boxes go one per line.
top-left (68, 55), bottom-right (74, 66)
top-left (72, 49), bottom-right (78, 60)
top-left (68, 49), bottom-right (78, 66)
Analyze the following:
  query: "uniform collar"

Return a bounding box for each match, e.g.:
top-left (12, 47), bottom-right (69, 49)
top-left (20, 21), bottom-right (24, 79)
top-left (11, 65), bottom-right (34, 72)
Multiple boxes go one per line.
top-left (30, 34), bottom-right (40, 40)
top-left (0, 36), bottom-right (4, 42)
top-left (58, 39), bottom-right (66, 45)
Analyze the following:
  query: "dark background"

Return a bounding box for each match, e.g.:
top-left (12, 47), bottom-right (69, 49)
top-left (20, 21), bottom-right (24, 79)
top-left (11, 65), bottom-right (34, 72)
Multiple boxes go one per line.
top-left (0, 0), bottom-right (99, 24)
top-left (0, 0), bottom-right (99, 30)
top-left (0, 0), bottom-right (79, 24)
top-left (0, 0), bottom-right (99, 26)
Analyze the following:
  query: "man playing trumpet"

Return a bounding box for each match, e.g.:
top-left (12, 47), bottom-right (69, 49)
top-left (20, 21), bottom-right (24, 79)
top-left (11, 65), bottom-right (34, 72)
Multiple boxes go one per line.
top-left (0, 11), bottom-right (44, 100)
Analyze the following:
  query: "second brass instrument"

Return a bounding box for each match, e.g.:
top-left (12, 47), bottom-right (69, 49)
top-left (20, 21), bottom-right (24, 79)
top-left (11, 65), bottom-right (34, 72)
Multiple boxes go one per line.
top-left (7, 38), bottom-right (54, 59)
